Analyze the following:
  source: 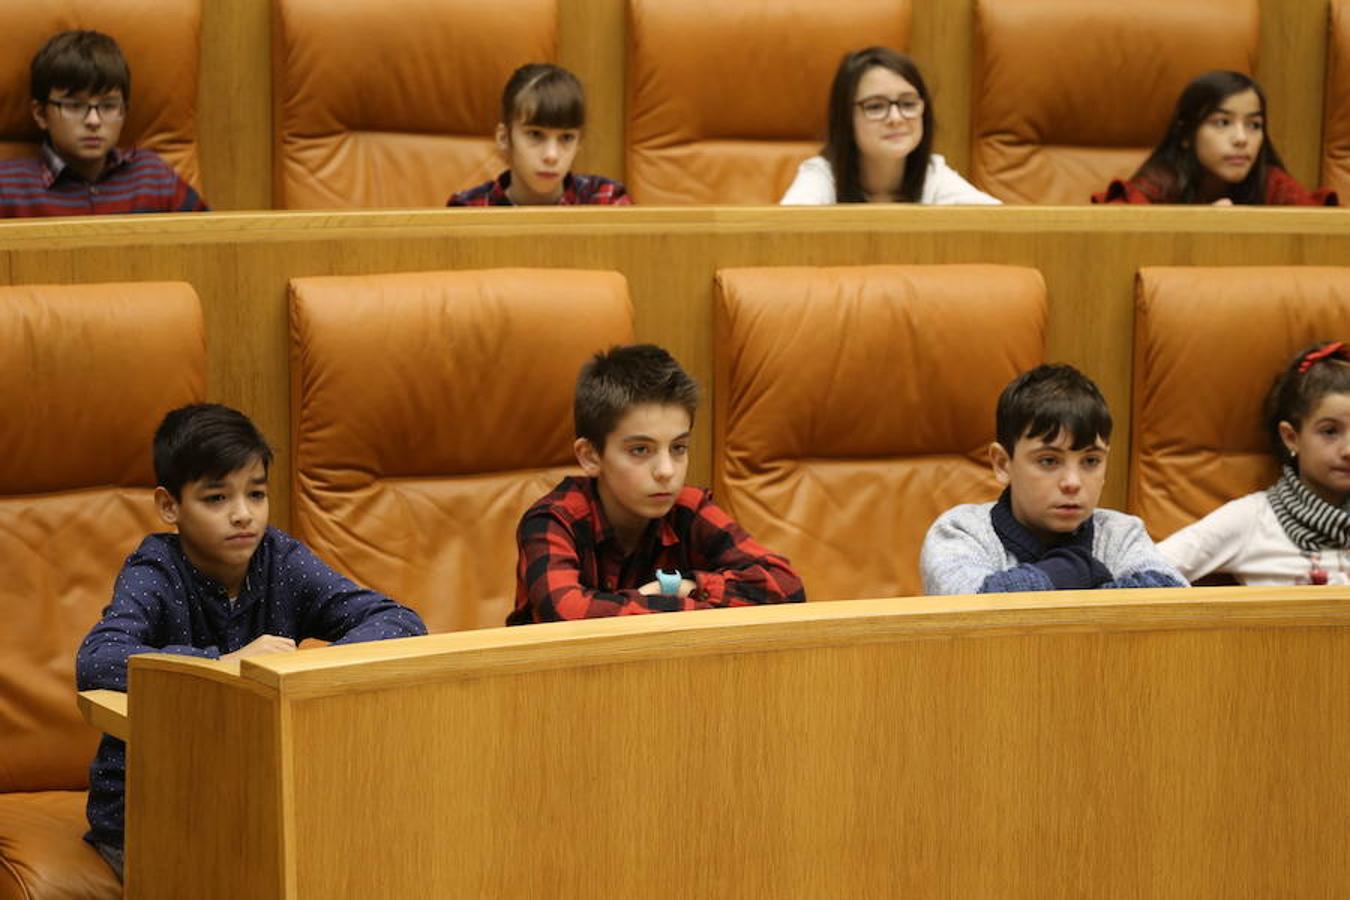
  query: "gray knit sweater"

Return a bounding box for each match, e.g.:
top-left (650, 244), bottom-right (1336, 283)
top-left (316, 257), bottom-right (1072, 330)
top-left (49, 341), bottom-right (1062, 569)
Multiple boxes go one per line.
top-left (920, 501), bottom-right (1188, 595)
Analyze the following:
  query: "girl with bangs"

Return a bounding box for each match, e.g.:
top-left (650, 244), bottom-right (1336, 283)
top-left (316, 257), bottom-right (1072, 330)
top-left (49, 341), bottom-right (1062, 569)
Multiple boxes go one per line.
top-left (448, 63), bottom-right (630, 206)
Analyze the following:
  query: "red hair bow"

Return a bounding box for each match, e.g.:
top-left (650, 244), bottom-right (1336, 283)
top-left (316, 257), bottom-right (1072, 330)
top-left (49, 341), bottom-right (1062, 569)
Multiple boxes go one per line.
top-left (1298, 341), bottom-right (1347, 374)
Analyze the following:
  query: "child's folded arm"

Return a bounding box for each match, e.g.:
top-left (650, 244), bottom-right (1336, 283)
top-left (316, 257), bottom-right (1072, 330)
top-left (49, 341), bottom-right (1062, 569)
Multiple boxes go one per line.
top-left (282, 540), bottom-right (426, 642)
top-left (920, 510), bottom-right (1057, 595)
top-left (690, 555), bottom-right (804, 606)
top-left (1156, 497), bottom-right (1251, 583)
top-left (975, 565), bottom-right (1057, 594)
top-left (1101, 570), bottom-right (1188, 589)
top-left (1098, 515), bottom-right (1190, 588)
top-left (327, 598), bottom-right (427, 642)
top-left (516, 511), bottom-right (720, 621)
top-left (683, 494), bottom-right (806, 606)
top-left (921, 512), bottom-right (997, 594)
top-left (173, 173), bottom-right (209, 212)
top-left (1030, 545), bottom-right (1112, 589)
top-left (75, 560), bottom-right (220, 692)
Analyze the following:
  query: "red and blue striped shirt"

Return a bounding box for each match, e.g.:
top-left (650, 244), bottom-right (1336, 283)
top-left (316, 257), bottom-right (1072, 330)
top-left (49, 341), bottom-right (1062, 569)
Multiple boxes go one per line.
top-left (0, 143), bottom-right (208, 218)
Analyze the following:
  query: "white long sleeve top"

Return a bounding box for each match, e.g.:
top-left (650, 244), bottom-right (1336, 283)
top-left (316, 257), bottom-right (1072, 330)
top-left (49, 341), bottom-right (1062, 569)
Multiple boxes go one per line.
top-left (1158, 491), bottom-right (1350, 585)
top-left (780, 154), bottom-right (1000, 206)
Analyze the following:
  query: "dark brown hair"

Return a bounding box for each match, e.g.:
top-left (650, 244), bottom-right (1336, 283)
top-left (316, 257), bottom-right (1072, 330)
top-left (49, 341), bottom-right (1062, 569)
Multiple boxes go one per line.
top-left (1131, 70), bottom-right (1284, 205)
top-left (154, 404), bottom-right (273, 500)
top-left (1264, 342), bottom-right (1350, 467)
top-left (30, 30), bottom-right (130, 104)
top-left (574, 344), bottom-right (698, 449)
top-left (996, 364), bottom-right (1113, 455)
top-left (822, 47), bottom-right (934, 203)
top-left (501, 63), bottom-right (584, 129)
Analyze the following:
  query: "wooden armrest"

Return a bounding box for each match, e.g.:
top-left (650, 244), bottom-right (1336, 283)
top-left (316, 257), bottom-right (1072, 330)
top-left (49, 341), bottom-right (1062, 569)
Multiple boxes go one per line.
top-left (78, 689), bottom-right (129, 742)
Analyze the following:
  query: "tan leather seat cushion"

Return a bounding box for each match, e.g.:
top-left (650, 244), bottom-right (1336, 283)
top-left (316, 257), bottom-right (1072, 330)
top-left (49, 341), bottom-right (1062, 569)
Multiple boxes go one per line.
top-left (0, 282), bottom-right (202, 900)
top-left (1129, 266), bottom-right (1350, 539)
top-left (0, 0), bottom-right (203, 188)
top-left (290, 268), bottom-right (634, 631)
top-left (1325, 0), bottom-right (1350, 196)
top-left (714, 265), bottom-right (1046, 600)
top-left (0, 282), bottom-right (204, 793)
top-left (273, 0), bottom-right (556, 208)
top-left (971, 0), bottom-right (1257, 204)
top-left (0, 791), bottom-right (120, 900)
top-left (625, 0), bottom-right (911, 204)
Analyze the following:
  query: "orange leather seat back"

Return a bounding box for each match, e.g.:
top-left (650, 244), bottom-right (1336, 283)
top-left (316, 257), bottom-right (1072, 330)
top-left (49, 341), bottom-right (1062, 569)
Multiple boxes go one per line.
top-left (0, 282), bottom-right (205, 791)
top-left (1325, 0), bottom-right (1350, 196)
top-left (0, 0), bottom-right (203, 189)
top-left (290, 269), bottom-right (634, 631)
top-left (272, 0), bottom-right (557, 209)
top-left (714, 265), bottom-right (1046, 600)
top-left (1129, 266), bottom-right (1350, 538)
top-left (971, 0), bottom-right (1258, 204)
top-left (625, 0), bottom-right (912, 205)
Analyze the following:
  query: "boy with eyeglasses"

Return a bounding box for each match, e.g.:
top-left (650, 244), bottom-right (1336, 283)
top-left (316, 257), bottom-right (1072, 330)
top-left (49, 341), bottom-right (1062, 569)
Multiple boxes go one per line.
top-left (0, 30), bottom-right (207, 218)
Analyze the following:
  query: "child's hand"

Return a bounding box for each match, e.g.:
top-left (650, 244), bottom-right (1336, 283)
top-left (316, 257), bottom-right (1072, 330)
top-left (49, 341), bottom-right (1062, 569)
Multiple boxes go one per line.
top-left (637, 578), bottom-right (698, 598)
top-left (220, 634), bottom-right (297, 662)
top-left (1211, 197), bottom-right (1234, 207)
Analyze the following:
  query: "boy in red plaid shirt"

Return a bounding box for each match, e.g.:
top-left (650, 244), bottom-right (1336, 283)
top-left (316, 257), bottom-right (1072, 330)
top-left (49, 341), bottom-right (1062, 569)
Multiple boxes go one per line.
top-left (509, 344), bottom-right (804, 624)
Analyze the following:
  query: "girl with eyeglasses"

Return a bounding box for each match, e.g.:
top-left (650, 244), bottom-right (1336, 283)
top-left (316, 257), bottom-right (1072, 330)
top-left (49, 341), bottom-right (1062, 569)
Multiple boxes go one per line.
top-left (781, 47), bottom-right (998, 205)
top-left (1094, 70), bottom-right (1337, 206)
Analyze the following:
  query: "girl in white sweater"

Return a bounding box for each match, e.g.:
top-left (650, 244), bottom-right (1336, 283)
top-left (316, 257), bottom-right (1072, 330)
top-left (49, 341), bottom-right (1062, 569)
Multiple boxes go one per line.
top-left (780, 47), bottom-right (997, 207)
top-left (1161, 341), bottom-right (1350, 584)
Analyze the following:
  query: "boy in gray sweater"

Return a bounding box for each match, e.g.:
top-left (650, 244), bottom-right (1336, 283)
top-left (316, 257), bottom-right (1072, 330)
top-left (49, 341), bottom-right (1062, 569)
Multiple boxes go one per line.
top-left (920, 364), bottom-right (1186, 594)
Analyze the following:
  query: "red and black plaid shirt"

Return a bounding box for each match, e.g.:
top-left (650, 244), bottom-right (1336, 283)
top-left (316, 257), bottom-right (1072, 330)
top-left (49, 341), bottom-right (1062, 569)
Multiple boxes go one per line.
top-left (509, 476), bottom-right (804, 625)
top-left (1093, 165), bottom-right (1338, 206)
top-left (447, 170), bottom-right (632, 206)
top-left (0, 143), bottom-right (208, 218)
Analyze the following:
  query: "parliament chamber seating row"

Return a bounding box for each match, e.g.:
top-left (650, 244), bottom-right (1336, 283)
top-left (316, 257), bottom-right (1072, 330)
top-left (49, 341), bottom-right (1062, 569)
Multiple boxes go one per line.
top-left (3, 262), bottom-right (1349, 898)
top-left (3, 0), bottom-right (1350, 206)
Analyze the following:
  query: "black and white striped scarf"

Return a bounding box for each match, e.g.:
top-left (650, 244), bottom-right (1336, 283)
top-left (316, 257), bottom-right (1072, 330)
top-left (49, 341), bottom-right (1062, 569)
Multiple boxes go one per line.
top-left (1267, 465), bottom-right (1350, 551)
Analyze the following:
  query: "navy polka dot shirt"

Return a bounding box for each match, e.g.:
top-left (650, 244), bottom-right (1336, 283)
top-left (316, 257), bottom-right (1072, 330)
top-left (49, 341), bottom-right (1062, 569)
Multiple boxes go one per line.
top-left (75, 526), bottom-right (426, 850)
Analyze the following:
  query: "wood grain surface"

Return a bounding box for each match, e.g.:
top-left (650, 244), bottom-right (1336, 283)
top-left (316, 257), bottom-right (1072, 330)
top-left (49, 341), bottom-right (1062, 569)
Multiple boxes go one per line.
top-left (118, 587), bottom-right (1348, 898)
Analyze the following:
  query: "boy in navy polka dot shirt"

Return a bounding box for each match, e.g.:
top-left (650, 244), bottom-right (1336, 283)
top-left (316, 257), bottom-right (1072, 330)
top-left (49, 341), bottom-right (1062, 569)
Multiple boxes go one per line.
top-left (75, 403), bottom-right (426, 880)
